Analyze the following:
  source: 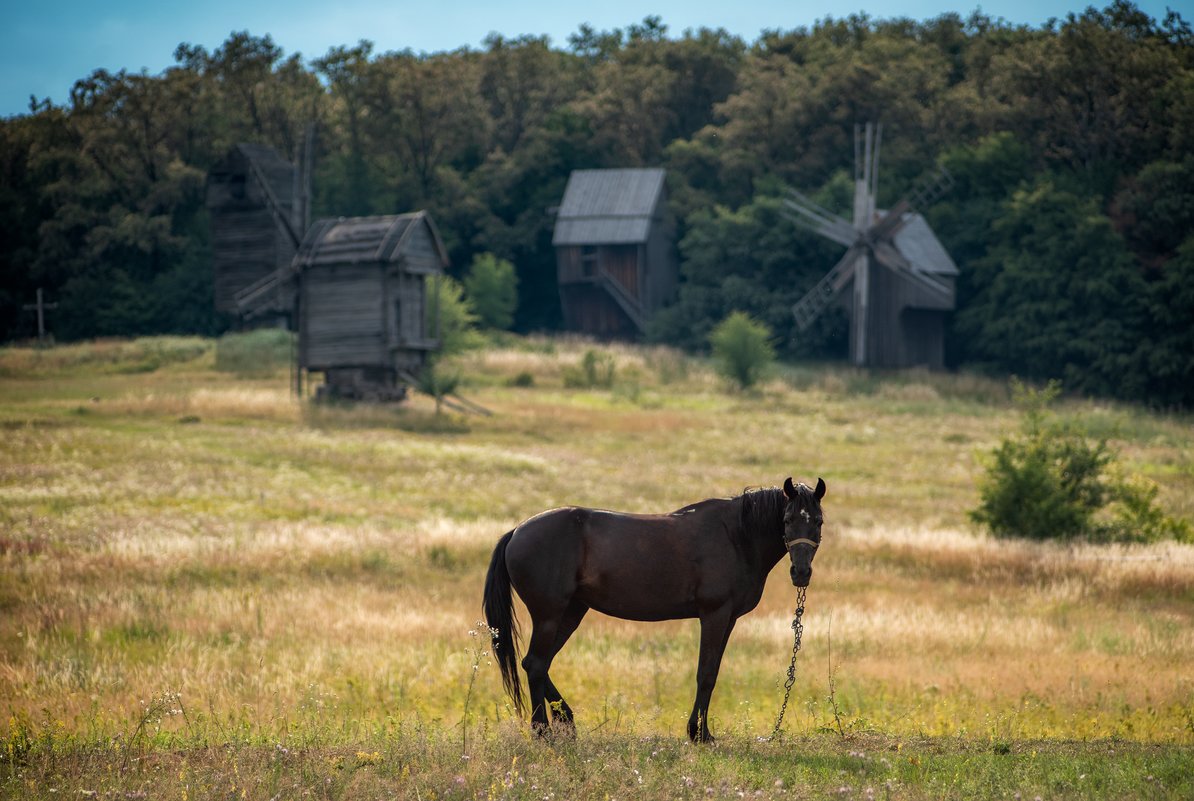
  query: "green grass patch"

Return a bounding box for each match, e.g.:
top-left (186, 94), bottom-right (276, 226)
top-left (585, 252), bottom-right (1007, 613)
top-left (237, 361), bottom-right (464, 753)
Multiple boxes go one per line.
top-left (214, 328), bottom-right (293, 376)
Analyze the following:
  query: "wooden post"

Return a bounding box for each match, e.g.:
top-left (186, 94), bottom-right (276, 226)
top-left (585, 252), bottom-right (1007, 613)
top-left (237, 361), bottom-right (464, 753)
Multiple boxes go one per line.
top-left (22, 288), bottom-right (58, 345)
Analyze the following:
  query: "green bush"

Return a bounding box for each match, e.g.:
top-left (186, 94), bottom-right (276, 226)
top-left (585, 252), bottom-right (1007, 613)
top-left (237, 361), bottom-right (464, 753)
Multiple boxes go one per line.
top-left (1099, 473), bottom-right (1192, 543)
top-left (709, 311), bottom-right (775, 390)
top-left (463, 253), bottom-right (519, 331)
top-left (562, 350), bottom-right (616, 389)
top-left (506, 371), bottom-right (535, 388)
top-left (214, 329), bottom-right (293, 375)
top-left (971, 380), bottom-right (1188, 542)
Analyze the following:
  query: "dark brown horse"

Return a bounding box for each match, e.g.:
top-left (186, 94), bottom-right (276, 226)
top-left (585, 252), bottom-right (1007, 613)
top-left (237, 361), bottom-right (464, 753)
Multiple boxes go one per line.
top-left (482, 476), bottom-right (826, 742)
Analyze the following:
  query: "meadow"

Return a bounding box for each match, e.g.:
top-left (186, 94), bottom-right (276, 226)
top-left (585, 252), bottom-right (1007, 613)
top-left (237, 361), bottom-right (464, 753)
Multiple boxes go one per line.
top-left (1, 335), bottom-right (1192, 800)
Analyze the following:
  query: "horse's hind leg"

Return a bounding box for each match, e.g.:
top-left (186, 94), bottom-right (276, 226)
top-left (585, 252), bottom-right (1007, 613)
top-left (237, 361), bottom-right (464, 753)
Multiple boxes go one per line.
top-left (523, 599), bottom-right (587, 735)
top-left (544, 600), bottom-right (587, 730)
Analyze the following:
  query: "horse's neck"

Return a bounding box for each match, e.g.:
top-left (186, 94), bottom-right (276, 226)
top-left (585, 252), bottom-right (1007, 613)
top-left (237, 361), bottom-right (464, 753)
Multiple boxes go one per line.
top-left (735, 498), bottom-right (787, 573)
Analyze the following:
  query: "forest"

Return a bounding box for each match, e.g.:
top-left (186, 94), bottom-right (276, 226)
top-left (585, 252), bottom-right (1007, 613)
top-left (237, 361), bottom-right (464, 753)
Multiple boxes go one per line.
top-left (1, 0), bottom-right (1192, 406)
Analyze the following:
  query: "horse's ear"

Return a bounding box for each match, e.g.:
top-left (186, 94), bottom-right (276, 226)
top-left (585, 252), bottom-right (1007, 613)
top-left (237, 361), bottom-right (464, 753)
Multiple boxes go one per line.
top-left (814, 477), bottom-right (826, 500)
top-left (783, 477), bottom-right (797, 499)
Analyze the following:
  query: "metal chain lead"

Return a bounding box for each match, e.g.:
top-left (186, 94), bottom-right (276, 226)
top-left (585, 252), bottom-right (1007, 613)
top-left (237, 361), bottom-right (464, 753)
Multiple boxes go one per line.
top-left (761, 585), bottom-right (807, 742)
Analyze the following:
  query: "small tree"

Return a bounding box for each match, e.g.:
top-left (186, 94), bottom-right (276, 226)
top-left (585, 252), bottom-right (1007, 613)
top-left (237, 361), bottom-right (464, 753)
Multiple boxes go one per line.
top-left (431, 276), bottom-right (483, 356)
top-left (417, 276), bottom-right (481, 414)
top-left (463, 253), bottom-right (519, 330)
top-left (416, 361), bottom-right (462, 415)
top-left (709, 311), bottom-right (775, 390)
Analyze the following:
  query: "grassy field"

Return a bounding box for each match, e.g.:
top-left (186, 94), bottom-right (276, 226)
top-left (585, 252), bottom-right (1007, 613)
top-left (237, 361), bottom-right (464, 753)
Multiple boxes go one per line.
top-left (1, 335), bottom-right (1192, 800)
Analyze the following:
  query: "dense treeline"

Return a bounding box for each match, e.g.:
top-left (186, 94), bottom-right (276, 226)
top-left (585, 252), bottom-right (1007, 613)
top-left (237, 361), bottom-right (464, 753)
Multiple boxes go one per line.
top-left (2, 2), bottom-right (1192, 405)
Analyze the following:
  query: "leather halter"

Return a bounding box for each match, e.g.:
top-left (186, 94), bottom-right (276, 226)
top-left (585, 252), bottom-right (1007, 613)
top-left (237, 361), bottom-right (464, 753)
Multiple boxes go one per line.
top-left (785, 537), bottom-right (819, 548)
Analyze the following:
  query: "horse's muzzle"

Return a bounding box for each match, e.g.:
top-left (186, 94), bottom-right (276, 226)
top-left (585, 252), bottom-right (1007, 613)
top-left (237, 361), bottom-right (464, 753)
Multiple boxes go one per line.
top-left (790, 565), bottom-right (812, 587)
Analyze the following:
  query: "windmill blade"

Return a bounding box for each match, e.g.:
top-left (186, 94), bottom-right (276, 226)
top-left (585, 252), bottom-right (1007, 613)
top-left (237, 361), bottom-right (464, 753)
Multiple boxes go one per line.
top-left (782, 189), bottom-right (857, 248)
top-left (792, 244), bottom-right (862, 331)
top-left (868, 165), bottom-right (955, 243)
top-left (871, 240), bottom-right (953, 302)
top-left (908, 165), bottom-right (954, 210)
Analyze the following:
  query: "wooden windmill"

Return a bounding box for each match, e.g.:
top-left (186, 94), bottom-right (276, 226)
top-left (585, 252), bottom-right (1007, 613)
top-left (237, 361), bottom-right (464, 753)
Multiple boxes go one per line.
top-left (784, 123), bottom-right (959, 369)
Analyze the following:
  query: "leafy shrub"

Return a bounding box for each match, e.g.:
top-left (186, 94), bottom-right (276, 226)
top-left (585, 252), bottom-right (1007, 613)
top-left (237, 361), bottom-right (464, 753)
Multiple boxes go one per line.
top-left (562, 350), bottom-right (615, 389)
top-left (215, 329), bottom-right (292, 375)
top-left (430, 277), bottom-right (483, 356)
top-left (971, 380), bottom-right (1188, 542)
top-left (1099, 473), bottom-right (1192, 543)
top-left (506, 371), bottom-right (535, 388)
top-left (709, 311), bottom-right (775, 390)
top-left (463, 253), bottom-right (519, 330)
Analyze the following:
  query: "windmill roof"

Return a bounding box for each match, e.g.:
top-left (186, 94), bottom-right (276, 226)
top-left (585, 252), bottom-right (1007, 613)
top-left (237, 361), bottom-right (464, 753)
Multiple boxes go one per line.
top-left (888, 212), bottom-right (959, 276)
top-left (553, 168), bottom-right (666, 246)
top-left (294, 211), bottom-right (448, 268)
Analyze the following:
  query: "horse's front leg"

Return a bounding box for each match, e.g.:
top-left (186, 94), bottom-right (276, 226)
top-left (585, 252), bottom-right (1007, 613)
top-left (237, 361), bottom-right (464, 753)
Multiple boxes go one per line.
top-left (688, 604), bottom-right (736, 743)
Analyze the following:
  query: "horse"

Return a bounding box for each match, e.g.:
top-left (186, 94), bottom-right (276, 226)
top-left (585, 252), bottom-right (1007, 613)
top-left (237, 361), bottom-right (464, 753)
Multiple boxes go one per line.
top-left (482, 476), bottom-right (826, 742)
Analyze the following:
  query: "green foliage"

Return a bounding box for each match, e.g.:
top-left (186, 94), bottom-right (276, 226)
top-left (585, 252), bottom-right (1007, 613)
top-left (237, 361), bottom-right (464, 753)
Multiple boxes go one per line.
top-left (649, 194), bottom-right (846, 359)
top-left (562, 349), bottom-right (616, 389)
top-left (462, 253), bottom-right (519, 330)
top-left (1137, 236), bottom-right (1194, 407)
top-left (429, 277), bottom-right (483, 357)
top-left (971, 380), bottom-right (1187, 541)
top-left (955, 179), bottom-right (1151, 398)
top-left (415, 361), bottom-right (463, 415)
top-left (214, 329), bottom-right (293, 376)
top-left (4, 8), bottom-right (1194, 409)
top-left (506, 370), bottom-right (535, 388)
top-left (709, 311), bottom-right (776, 390)
top-left (1100, 473), bottom-right (1192, 543)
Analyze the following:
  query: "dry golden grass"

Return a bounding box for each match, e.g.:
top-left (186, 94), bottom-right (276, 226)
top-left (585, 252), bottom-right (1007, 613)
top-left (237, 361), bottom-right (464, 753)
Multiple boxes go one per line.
top-left (1, 335), bottom-right (1192, 769)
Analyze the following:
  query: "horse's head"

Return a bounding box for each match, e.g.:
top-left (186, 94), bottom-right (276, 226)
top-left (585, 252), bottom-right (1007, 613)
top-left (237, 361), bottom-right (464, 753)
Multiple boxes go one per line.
top-left (782, 476), bottom-right (826, 587)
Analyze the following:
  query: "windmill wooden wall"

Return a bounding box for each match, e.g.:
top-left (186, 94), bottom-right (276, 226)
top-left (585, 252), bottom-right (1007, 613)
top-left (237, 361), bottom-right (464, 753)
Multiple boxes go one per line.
top-left (206, 144), bottom-right (302, 325)
top-left (858, 258), bottom-right (953, 368)
top-left (862, 213), bottom-right (957, 369)
top-left (296, 212), bottom-right (447, 401)
top-left (553, 168), bottom-right (676, 338)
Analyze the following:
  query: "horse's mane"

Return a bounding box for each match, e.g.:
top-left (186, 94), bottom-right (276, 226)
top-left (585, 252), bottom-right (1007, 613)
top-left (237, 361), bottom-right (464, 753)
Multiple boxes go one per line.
top-left (737, 487), bottom-right (787, 538)
top-left (737, 483), bottom-right (821, 538)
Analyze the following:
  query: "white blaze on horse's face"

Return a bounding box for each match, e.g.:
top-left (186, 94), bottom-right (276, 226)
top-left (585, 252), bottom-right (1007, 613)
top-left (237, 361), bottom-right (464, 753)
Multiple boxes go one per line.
top-left (782, 476), bottom-right (826, 588)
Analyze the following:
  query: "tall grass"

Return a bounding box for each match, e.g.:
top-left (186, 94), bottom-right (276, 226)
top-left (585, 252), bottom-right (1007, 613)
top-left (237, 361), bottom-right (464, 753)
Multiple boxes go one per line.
top-left (1, 335), bottom-right (1192, 799)
top-left (214, 328), bottom-right (293, 376)
top-left (0, 336), bottom-right (211, 376)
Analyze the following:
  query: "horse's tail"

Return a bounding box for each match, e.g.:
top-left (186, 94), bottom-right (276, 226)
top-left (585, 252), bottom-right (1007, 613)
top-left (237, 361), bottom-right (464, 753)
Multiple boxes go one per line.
top-left (483, 529), bottom-right (524, 716)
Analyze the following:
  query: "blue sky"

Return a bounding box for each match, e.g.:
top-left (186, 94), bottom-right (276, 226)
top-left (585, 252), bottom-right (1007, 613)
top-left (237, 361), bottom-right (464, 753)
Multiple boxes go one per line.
top-left (2, 0), bottom-right (1183, 117)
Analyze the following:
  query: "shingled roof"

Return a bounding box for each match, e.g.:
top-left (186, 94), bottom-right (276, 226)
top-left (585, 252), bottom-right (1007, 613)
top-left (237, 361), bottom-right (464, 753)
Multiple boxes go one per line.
top-left (552, 168), bottom-right (666, 246)
top-left (889, 212), bottom-right (960, 276)
top-left (293, 211), bottom-right (448, 270)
